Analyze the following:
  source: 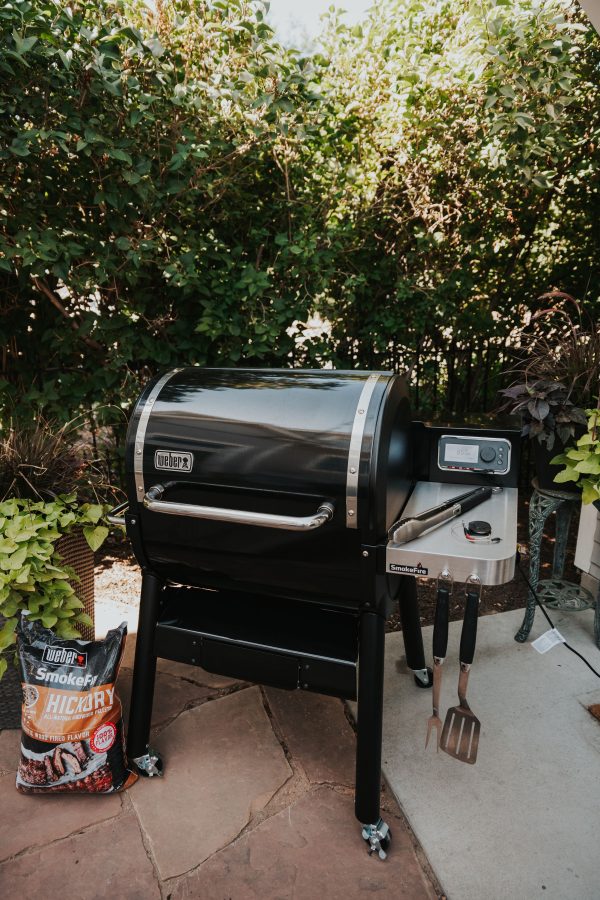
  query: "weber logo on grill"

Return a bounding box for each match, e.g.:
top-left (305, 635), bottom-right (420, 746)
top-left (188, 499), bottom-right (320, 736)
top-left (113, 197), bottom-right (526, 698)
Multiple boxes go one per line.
top-left (389, 562), bottom-right (429, 576)
top-left (154, 450), bottom-right (194, 472)
top-left (42, 646), bottom-right (87, 668)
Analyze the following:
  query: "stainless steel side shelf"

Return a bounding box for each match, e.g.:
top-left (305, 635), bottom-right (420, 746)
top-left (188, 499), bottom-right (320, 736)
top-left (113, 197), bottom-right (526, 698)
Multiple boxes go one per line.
top-left (386, 482), bottom-right (518, 585)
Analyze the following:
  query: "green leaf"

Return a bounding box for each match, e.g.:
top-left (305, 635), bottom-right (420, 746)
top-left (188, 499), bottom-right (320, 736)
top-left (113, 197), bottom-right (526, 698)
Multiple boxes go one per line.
top-left (145, 36), bottom-right (165, 58)
top-left (0, 657), bottom-right (7, 681)
top-left (82, 526), bottom-right (109, 552)
top-left (575, 459), bottom-right (600, 474)
top-left (56, 621), bottom-right (81, 639)
top-left (565, 449), bottom-right (588, 460)
top-left (12, 30), bottom-right (38, 55)
top-left (5, 546), bottom-right (27, 570)
top-left (0, 616), bottom-right (17, 651)
top-left (581, 481), bottom-right (600, 505)
top-left (553, 468), bottom-right (580, 483)
top-left (58, 49), bottom-right (73, 70)
top-left (41, 613), bottom-right (58, 629)
top-left (64, 596), bottom-right (84, 610)
top-left (108, 148), bottom-right (133, 165)
top-left (0, 538), bottom-right (17, 554)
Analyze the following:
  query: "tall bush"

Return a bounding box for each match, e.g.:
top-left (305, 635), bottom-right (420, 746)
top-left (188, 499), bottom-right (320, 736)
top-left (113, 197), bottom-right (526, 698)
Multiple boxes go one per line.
top-left (0, 0), bottom-right (598, 430)
top-left (303, 0), bottom-right (600, 409)
top-left (0, 0), bottom-right (321, 422)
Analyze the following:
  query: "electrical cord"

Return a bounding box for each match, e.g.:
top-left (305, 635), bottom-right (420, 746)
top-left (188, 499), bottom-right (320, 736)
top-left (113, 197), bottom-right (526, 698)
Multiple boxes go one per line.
top-left (516, 553), bottom-right (600, 680)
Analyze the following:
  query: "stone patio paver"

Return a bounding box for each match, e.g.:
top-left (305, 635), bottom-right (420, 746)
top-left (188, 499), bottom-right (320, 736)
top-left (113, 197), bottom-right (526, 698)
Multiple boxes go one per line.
top-left (157, 657), bottom-right (242, 689)
top-left (0, 729), bottom-right (20, 775)
top-left (0, 812), bottom-right (160, 900)
top-left (265, 686), bottom-right (356, 786)
top-left (170, 785), bottom-right (438, 900)
top-left (130, 685), bottom-right (292, 879)
top-left (117, 670), bottom-right (211, 730)
top-left (0, 771), bottom-right (121, 862)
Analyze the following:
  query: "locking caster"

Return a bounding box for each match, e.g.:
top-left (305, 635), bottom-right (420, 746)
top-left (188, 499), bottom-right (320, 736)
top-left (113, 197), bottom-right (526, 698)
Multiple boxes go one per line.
top-left (413, 666), bottom-right (433, 688)
top-left (361, 818), bottom-right (392, 860)
top-left (132, 749), bottom-right (163, 777)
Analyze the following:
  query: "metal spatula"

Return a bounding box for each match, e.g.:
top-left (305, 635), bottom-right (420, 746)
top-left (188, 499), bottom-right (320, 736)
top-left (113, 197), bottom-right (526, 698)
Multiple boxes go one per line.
top-left (441, 583), bottom-right (480, 764)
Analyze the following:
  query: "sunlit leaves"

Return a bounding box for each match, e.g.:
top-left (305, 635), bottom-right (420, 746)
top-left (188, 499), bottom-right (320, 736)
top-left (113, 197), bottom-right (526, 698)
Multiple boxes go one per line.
top-left (0, 496), bottom-right (110, 669)
top-left (0, 0), bottom-right (598, 425)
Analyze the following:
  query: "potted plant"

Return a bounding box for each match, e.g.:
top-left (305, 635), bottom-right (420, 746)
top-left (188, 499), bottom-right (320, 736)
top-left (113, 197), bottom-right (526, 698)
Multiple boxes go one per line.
top-left (498, 379), bottom-right (587, 490)
top-left (551, 408), bottom-right (600, 505)
top-left (499, 293), bottom-right (599, 491)
top-left (0, 418), bottom-right (111, 685)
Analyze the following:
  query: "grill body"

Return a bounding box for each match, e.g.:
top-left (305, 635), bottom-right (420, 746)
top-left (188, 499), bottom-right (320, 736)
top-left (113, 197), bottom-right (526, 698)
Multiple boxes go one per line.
top-left (122, 366), bottom-right (429, 851)
top-left (125, 367), bottom-right (412, 608)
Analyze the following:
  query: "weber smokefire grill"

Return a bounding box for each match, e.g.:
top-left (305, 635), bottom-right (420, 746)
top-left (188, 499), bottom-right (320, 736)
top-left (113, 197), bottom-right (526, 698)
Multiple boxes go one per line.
top-left (109, 368), bottom-right (519, 858)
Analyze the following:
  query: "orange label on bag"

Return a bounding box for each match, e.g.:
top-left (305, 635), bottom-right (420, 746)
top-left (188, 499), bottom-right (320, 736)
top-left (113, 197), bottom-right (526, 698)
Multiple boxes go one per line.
top-left (20, 682), bottom-right (122, 743)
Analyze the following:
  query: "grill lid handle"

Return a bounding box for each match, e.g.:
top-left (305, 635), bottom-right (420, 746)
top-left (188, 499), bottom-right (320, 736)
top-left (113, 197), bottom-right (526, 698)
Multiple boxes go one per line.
top-left (143, 484), bottom-right (335, 532)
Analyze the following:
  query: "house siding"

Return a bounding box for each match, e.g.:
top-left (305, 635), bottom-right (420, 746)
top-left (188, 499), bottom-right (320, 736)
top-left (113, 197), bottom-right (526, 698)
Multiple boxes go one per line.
top-left (575, 503), bottom-right (600, 593)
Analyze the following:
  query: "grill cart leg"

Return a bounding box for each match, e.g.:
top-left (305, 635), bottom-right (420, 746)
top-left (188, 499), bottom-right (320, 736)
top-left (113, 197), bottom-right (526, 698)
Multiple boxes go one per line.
top-left (398, 576), bottom-right (431, 688)
top-left (127, 570), bottom-right (164, 777)
top-left (355, 610), bottom-right (391, 860)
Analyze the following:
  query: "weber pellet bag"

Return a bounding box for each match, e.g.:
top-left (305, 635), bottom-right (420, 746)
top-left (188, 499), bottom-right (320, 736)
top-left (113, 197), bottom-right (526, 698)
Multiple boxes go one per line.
top-left (15, 616), bottom-right (137, 793)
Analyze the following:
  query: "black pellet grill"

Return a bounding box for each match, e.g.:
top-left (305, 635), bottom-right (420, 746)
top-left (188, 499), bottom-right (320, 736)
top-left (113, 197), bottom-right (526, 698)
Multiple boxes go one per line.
top-left (112, 367), bottom-right (519, 858)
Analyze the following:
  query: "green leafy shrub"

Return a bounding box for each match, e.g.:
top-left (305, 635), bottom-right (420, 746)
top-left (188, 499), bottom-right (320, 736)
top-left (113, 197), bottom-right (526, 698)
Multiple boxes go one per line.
top-left (0, 0), bottom-right (598, 425)
top-left (0, 494), bottom-right (108, 678)
top-left (552, 409), bottom-right (600, 503)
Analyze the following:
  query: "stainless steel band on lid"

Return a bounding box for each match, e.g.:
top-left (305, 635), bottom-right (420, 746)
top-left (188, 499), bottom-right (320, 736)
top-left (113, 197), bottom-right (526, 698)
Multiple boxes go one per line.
top-left (345, 374), bottom-right (381, 529)
top-left (133, 368), bottom-right (182, 500)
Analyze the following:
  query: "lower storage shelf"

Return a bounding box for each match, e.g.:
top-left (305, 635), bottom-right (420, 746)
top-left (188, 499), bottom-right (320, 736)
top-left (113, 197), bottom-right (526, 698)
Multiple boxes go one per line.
top-left (154, 586), bottom-right (359, 700)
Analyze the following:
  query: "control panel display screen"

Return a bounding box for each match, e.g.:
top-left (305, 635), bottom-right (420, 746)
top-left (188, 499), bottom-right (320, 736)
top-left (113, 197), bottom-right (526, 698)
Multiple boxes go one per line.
top-left (438, 434), bottom-right (511, 475)
top-left (444, 443), bottom-right (479, 464)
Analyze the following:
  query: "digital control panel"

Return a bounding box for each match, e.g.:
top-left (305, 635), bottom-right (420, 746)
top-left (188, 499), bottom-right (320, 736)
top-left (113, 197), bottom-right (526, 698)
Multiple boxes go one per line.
top-left (437, 434), bottom-right (511, 475)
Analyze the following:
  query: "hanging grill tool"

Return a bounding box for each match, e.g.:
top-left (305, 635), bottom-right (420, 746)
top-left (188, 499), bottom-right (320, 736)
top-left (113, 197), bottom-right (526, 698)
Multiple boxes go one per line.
top-left (109, 368), bottom-right (519, 861)
top-left (425, 574), bottom-right (451, 751)
top-left (441, 578), bottom-right (482, 765)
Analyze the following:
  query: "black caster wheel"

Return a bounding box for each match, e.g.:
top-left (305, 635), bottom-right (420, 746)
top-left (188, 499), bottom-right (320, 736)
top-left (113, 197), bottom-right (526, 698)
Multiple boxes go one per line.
top-left (414, 667), bottom-right (433, 688)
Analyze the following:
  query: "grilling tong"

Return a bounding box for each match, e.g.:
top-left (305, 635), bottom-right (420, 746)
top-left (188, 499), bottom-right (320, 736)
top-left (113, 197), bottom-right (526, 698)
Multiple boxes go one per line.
top-left (426, 576), bottom-right (481, 765)
top-left (390, 486), bottom-right (493, 545)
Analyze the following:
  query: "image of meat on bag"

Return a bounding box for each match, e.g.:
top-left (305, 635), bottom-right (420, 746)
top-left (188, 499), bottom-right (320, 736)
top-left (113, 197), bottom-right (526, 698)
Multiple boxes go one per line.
top-left (15, 616), bottom-right (137, 794)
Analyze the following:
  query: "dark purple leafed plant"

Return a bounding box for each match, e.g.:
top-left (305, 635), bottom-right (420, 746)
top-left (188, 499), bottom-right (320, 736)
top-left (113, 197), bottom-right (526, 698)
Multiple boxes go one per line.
top-left (499, 380), bottom-right (587, 451)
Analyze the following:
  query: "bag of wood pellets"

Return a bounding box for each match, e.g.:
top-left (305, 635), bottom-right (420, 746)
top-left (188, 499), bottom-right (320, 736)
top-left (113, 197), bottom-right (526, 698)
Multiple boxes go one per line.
top-left (15, 616), bottom-right (137, 794)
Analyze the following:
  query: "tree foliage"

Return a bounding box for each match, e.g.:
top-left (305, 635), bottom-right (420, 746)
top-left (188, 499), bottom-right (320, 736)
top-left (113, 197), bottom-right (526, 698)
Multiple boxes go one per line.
top-left (304, 0), bottom-right (600, 403)
top-left (0, 0), bottom-right (598, 428)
